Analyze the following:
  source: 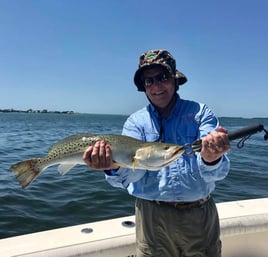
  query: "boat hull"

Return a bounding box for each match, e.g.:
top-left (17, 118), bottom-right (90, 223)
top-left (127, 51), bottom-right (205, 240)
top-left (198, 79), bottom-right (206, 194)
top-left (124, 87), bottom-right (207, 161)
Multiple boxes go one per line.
top-left (1, 198), bottom-right (268, 257)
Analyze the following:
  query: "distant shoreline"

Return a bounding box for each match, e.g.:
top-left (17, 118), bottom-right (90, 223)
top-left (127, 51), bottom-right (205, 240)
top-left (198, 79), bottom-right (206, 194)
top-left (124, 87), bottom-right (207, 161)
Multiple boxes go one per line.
top-left (0, 109), bottom-right (266, 119)
top-left (0, 109), bottom-right (75, 114)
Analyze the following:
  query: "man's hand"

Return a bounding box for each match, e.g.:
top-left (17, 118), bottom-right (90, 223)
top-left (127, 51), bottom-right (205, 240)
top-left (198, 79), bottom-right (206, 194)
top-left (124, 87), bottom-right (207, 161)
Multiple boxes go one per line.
top-left (83, 140), bottom-right (120, 170)
top-left (201, 127), bottom-right (231, 164)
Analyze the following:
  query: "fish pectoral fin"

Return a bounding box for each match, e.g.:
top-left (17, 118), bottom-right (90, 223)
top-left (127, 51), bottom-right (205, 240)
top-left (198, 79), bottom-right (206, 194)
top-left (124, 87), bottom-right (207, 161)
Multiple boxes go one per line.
top-left (57, 164), bottom-right (76, 175)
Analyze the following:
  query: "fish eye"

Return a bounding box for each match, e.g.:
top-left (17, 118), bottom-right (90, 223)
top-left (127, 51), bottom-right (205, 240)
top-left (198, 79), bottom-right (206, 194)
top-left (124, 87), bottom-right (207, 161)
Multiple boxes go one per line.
top-left (164, 146), bottom-right (170, 150)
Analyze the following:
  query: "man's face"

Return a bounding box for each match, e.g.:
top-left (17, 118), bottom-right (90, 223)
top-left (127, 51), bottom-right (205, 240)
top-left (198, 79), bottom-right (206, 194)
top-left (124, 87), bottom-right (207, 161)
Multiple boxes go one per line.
top-left (142, 66), bottom-right (176, 109)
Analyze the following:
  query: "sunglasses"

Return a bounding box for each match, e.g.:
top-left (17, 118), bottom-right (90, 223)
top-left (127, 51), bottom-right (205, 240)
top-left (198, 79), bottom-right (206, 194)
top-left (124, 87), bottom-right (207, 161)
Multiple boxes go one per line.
top-left (142, 72), bottom-right (171, 87)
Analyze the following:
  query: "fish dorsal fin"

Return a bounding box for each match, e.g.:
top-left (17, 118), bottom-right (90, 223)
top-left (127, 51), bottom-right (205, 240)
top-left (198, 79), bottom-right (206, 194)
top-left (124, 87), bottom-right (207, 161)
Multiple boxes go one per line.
top-left (57, 164), bottom-right (76, 175)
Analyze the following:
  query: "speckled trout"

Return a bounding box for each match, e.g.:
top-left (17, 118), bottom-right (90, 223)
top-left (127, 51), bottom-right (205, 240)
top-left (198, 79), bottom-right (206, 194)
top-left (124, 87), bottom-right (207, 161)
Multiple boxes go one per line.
top-left (11, 134), bottom-right (185, 189)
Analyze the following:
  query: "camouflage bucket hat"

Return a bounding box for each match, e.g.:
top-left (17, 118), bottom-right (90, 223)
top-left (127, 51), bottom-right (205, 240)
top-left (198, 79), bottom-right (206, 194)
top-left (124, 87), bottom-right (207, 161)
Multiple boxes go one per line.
top-left (134, 49), bottom-right (187, 92)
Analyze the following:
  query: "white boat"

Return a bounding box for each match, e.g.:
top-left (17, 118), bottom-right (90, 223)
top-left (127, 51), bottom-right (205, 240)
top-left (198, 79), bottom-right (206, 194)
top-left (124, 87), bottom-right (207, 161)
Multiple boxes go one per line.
top-left (1, 198), bottom-right (268, 257)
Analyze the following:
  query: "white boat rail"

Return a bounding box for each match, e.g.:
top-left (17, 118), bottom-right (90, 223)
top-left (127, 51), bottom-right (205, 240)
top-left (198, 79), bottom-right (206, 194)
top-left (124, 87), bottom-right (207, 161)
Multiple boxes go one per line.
top-left (1, 198), bottom-right (268, 257)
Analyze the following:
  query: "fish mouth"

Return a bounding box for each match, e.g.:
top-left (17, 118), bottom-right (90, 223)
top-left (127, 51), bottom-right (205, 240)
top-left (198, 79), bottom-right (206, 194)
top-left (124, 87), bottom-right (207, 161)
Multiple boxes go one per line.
top-left (162, 146), bottom-right (185, 165)
top-left (172, 146), bottom-right (185, 158)
top-left (142, 147), bottom-right (185, 170)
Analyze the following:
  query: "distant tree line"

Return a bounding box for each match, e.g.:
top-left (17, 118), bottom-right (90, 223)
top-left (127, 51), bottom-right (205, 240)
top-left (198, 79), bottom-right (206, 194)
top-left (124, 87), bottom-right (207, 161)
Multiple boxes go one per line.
top-left (0, 108), bottom-right (75, 114)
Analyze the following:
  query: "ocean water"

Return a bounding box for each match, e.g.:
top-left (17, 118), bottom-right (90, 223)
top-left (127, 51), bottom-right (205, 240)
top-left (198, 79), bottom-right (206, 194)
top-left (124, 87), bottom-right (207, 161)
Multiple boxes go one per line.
top-left (1, 113), bottom-right (268, 239)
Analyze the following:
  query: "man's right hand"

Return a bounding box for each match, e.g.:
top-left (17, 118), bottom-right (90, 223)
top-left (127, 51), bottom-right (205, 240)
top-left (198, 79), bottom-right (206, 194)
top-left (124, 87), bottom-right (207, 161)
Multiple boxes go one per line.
top-left (83, 140), bottom-right (120, 170)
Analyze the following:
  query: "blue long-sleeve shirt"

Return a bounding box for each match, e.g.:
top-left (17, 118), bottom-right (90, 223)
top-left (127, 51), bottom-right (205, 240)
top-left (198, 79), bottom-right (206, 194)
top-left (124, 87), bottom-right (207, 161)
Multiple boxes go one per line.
top-left (105, 95), bottom-right (230, 202)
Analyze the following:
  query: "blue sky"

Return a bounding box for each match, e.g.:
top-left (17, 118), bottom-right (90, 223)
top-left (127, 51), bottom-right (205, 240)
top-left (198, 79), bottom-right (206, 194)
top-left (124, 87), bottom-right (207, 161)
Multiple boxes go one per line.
top-left (0, 0), bottom-right (267, 118)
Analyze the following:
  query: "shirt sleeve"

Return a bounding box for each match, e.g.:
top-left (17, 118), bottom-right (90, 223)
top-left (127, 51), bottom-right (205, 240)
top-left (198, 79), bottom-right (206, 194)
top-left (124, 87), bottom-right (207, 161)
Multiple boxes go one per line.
top-left (196, 104), bottom-right (230, 182)
top-left (105, 167), bottom-right (146, 189)
top-left (197, 153), bottom-right (230, 182)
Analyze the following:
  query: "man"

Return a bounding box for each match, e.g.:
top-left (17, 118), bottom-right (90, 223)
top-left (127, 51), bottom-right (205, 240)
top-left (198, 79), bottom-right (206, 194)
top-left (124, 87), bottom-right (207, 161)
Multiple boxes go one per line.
top-left (83, 49), bottom-right (231, 257)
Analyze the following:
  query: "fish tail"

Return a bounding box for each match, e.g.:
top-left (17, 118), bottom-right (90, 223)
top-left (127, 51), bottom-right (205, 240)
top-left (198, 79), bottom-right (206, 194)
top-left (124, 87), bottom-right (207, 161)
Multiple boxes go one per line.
top-left (11, 158), bottom-right (44, 189)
